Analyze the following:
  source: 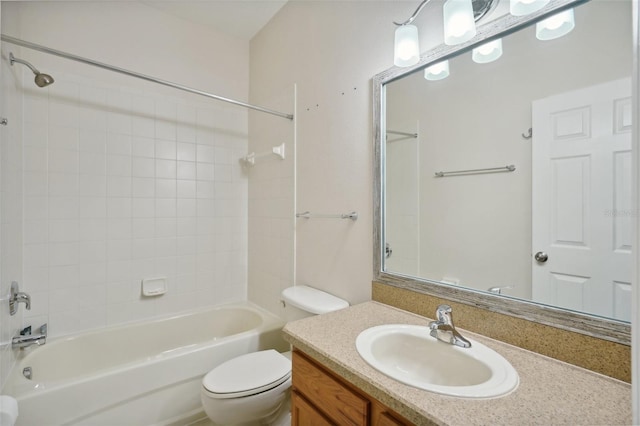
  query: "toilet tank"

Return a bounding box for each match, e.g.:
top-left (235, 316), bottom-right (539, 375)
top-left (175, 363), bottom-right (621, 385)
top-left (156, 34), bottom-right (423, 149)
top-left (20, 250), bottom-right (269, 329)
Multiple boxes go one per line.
top-left (281, 285), bottom-right (349, 321)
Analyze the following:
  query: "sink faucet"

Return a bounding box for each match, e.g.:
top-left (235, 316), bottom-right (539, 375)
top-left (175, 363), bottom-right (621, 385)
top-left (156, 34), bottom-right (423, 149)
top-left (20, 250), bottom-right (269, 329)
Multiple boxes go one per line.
top-left (12, 324), bottom-right (47, 350)
top-left (428, 304), bottom-right (471, 348)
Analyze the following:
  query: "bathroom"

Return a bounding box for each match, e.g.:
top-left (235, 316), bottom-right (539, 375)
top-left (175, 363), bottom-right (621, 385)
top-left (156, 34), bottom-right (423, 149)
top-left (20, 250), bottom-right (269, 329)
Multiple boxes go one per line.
top-left (0, 0), bottom-right (637, 424)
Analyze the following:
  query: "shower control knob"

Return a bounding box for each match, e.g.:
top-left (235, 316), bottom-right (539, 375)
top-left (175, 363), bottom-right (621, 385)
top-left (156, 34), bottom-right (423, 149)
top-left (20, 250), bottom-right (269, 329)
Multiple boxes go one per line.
top-left (534, 251), bottom-right (548, 263)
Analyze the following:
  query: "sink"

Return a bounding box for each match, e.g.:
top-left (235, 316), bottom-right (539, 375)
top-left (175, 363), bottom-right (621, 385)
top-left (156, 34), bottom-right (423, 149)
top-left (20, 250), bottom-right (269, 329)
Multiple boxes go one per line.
top-left (355, 324), bottom-right (519, 398)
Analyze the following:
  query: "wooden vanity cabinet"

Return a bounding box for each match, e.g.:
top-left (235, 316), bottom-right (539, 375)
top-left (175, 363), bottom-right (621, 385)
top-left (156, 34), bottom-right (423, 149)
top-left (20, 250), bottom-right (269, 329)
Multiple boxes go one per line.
top-left (291, 349), bottom-right (412, 426)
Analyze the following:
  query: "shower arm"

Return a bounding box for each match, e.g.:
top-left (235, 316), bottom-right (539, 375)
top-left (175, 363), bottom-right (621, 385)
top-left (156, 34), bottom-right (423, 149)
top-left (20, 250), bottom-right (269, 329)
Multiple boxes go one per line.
top-left (1, 34), bottom-right (294, 121)
top-left (9, 52), bottom-right (40, 75)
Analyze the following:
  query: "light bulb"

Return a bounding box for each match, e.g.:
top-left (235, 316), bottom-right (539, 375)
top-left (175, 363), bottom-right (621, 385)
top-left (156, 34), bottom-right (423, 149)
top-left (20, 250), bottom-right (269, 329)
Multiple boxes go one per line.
top-left (443, 0), bottom-right (477, 45)
top-left (536, 9), bottom-right (575, 41)
top-left (472, 39), bottom-right (503, 64)
top-left (394, 25), bottom-right (420, 67)
top-left (424, 60), bottom-right (450, 81)
top-left (510, 0), bottom-right (550, 16)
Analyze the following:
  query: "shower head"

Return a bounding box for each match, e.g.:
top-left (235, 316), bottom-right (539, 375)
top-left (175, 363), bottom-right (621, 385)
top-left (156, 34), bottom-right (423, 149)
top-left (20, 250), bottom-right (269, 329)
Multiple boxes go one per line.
top-left (9, 52), bottom-right (54, 87)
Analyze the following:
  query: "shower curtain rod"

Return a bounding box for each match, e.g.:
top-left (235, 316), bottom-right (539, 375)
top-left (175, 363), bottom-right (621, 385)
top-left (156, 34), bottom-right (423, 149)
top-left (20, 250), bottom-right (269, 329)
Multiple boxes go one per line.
top-left (1, 34), bottom-right (294, 120)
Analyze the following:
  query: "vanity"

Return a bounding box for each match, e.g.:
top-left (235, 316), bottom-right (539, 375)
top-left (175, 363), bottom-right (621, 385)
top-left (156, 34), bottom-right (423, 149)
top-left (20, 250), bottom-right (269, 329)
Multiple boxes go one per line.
top-left (283, 302), bottom-right (631, 425)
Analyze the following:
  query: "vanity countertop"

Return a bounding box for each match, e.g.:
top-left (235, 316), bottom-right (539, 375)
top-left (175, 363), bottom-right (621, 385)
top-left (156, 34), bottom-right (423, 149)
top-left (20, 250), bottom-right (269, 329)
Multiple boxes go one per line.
top-left (282, 301), bottom-right (631, 426)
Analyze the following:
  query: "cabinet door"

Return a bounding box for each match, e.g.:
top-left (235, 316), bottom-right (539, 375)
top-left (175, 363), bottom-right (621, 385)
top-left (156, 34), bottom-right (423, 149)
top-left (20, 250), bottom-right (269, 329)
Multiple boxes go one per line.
top-left (291, 391), bottom-right (335, 426)
top-left (293, 351), bottom-right (369, 425)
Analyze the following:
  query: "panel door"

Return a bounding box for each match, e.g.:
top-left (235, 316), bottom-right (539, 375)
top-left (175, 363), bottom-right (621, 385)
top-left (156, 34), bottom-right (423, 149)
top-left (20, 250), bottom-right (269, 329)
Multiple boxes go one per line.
top-left (532, 78), bottom-right (632, 320)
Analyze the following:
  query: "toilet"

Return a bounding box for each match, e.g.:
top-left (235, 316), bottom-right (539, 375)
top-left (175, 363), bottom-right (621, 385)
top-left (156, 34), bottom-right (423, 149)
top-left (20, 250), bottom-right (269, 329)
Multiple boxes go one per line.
top-left (200, 285), bottom-right (349, 425)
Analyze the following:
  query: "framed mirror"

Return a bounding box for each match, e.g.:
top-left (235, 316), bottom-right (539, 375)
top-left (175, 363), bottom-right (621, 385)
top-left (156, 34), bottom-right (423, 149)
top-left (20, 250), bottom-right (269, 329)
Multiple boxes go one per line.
top-left (374, 0), bottom-right (632, 344)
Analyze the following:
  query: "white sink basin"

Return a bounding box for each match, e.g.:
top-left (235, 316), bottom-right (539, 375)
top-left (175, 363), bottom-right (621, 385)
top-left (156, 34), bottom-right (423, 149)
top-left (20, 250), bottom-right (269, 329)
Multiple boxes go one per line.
top-left (356, 324), bottom-right (519, 398)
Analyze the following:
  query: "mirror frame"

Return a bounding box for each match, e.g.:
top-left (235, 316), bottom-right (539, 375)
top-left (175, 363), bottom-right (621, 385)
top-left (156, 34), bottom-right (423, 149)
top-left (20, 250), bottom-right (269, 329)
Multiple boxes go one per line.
top-left (373, 0), bottom-right (631, 345)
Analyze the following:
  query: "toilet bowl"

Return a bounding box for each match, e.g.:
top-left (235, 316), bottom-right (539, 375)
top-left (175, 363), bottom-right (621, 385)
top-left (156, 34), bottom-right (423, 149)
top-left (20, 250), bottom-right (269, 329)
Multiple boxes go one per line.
top-left (200, 285), bottom-right (349, 425)
top-left (201, 350), bottom-right (292, 425)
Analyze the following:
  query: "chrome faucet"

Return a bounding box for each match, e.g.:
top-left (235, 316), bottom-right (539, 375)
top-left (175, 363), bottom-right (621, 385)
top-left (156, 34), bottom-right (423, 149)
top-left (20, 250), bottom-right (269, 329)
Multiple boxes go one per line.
top-left (428, 304), bottom-right (471, 348)
top-left (12, 324), bottom-right (47, 350)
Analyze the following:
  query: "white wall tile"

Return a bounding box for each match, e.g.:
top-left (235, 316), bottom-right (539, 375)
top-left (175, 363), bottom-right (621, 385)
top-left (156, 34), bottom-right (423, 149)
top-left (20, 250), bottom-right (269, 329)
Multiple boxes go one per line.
top-left (49, 172), bottom-right (79, 196)
top-left (107, 218), bottom-right (132, 240)
top-left (49, 126), bottom-right (79, 151)
top-left (24, 171), bottom-right (48, 196)
top-left (177, 105), bottom-right (197, 143)
top-left (177, 179), bottom-right (196, 198)
top-left (177, 161), bottom-right (196, 179)
top-left (20, 77), bottom-right (248, 339)
top-left (78, 241), bottom-right (107, 264)
top-left (24, 146), bottom-right (48, 172)
top-left (133, 157), bottom-right (155, 177)
top-left (156, 140), bottom-right (176, 160)
top-left (156, 179), bottom-right (176, 198)
top-left (107, 198), bottom-right (132, 218)
top-left (107, 176), bottom-right (132, 197)
top-left (107, 133), bottom-right (132, 156)
top-left (177, 142), bottom-right (196, 161)
top-left (133, 198), bottom-right (155, 218)
top-left (79, 174), bottom-right (107, 197)
top-left (156, 159), bottom-right (176, 178)
top-left (79, 219), bottom-right (106, 241)
top-left (133, 218), bottom-right (155, 239)
top-left (48, 242), bottom-right (79, 266)
top-left (132, 177), bottom-right (156, 198)
top-left (24, 196), bottom-right (48, 222)
top-left (197, 144), bottom-right (215, 163)
top-left (107, 155), bottom-right (132, 176)
top-left (49, 265), bottom-right (79, 290)
top-left (79, 152), bottom-right (106, 175)
top-left (197, 163), bottom-right (215, 181)
top-left (79, 130), bottom-right (107, 153)
top-left (155, 217), bottom-right (176, 238)
top-left (132, 136), bottom-right (155, 157)
top-left (79, 197), bottom-right (106, 219)
top-left (49, 219), bottom-right (79, 242)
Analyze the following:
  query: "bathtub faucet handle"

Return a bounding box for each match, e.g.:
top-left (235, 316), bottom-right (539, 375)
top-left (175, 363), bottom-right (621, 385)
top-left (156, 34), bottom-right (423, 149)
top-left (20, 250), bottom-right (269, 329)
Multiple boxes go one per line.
top-left (9, 281), bottom-right (31, 315)
top-left (39, 323), bottom-right (47, 336)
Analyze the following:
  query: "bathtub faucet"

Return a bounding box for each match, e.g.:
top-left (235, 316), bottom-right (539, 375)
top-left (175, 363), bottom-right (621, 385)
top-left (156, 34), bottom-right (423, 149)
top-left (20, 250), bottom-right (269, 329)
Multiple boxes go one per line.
top-left (12, 323), bottom-right (47, 350)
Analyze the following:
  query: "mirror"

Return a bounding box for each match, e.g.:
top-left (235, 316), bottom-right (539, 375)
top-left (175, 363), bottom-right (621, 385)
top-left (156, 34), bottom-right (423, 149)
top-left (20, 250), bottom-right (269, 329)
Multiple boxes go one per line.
top-left (374, 0), bottom-right (632, 344)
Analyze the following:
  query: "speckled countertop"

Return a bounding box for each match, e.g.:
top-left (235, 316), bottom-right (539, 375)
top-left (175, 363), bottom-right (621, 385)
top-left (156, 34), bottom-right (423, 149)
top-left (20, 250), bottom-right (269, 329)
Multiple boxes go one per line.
top-left (282, 301), bottom-right (631, 426)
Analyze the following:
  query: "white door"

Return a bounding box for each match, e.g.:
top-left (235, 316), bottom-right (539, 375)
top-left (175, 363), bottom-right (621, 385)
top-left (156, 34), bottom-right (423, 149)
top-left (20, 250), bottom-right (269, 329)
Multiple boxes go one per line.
top-left (532, 78), bottom-right (632, 321)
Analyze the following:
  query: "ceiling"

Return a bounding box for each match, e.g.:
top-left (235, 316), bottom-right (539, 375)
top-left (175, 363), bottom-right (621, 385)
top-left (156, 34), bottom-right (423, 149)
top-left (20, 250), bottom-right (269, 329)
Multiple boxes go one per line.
top-left (141, 0), bottom-right (288, 41)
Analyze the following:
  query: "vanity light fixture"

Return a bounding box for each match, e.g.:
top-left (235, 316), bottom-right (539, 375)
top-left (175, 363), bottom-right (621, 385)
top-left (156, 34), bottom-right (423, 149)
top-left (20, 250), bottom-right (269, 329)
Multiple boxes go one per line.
top-left (509, 0), bottom-right (550, 16)
top-left (472, 38), bottom-right (503, 63)
top-left (393, 0), bottom-right (497, 67)
top-left (443, 0), bottom-right (477, 45)
top-left (394, 24), bottom-right (421, 67)
top-left (536, 8), bottom-right (575, 40)
top-left (424, 60), bottom-right (450, 80)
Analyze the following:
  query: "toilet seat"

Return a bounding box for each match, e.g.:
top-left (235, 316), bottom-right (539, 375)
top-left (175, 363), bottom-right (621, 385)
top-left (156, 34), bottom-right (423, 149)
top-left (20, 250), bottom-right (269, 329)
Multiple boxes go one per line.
top-left (202, 350), bottom-right (291, 399)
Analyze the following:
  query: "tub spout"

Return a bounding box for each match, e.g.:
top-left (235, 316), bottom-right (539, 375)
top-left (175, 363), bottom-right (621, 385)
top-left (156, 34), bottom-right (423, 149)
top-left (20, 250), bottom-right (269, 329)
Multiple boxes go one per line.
top-left (12, 324), bottom-right (47, 350)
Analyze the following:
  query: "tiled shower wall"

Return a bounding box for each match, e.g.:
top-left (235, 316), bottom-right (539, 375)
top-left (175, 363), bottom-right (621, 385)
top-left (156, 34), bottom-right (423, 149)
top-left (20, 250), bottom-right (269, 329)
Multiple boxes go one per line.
top-left (21, 70), bottom-right (248, 338)
top-left (0, 26), bottom-right (24, 390)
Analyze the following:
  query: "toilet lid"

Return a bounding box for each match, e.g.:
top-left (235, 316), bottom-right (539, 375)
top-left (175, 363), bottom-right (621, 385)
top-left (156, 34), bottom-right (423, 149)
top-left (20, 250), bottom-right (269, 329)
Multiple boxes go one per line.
top-left (203, 350), bottom-right (292, 398)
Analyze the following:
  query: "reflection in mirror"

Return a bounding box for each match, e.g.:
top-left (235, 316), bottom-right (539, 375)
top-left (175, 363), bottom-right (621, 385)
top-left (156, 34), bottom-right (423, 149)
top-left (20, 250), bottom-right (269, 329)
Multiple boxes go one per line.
top-left (383, 0), bottom-right (632, 323)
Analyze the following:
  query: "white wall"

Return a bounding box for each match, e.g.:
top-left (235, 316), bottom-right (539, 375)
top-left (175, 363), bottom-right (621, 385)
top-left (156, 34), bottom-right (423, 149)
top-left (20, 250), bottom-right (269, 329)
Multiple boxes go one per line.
top-left (247, 86), bottom-right (296, 315)
top-left (249, 1), bottom-right (416, 308)
top-left (2, 1), bottom-right (251, 339)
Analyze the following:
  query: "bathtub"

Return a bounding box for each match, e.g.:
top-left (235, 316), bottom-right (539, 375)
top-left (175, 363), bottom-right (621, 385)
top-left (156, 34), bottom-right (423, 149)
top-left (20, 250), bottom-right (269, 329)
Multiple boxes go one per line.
top-left (5, 302), bottom-right (289, 426)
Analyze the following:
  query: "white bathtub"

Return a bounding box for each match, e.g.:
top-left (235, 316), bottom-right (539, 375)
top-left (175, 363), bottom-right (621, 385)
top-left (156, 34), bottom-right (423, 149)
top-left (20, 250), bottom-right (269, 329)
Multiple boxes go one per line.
top-left (5, 302), bottom-right (289, 426)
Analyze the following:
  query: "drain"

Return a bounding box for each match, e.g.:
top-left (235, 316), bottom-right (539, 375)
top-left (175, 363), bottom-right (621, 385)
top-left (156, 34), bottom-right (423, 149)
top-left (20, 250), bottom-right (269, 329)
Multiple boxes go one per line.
top-left (23, 366), bottom-right (32, 380)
